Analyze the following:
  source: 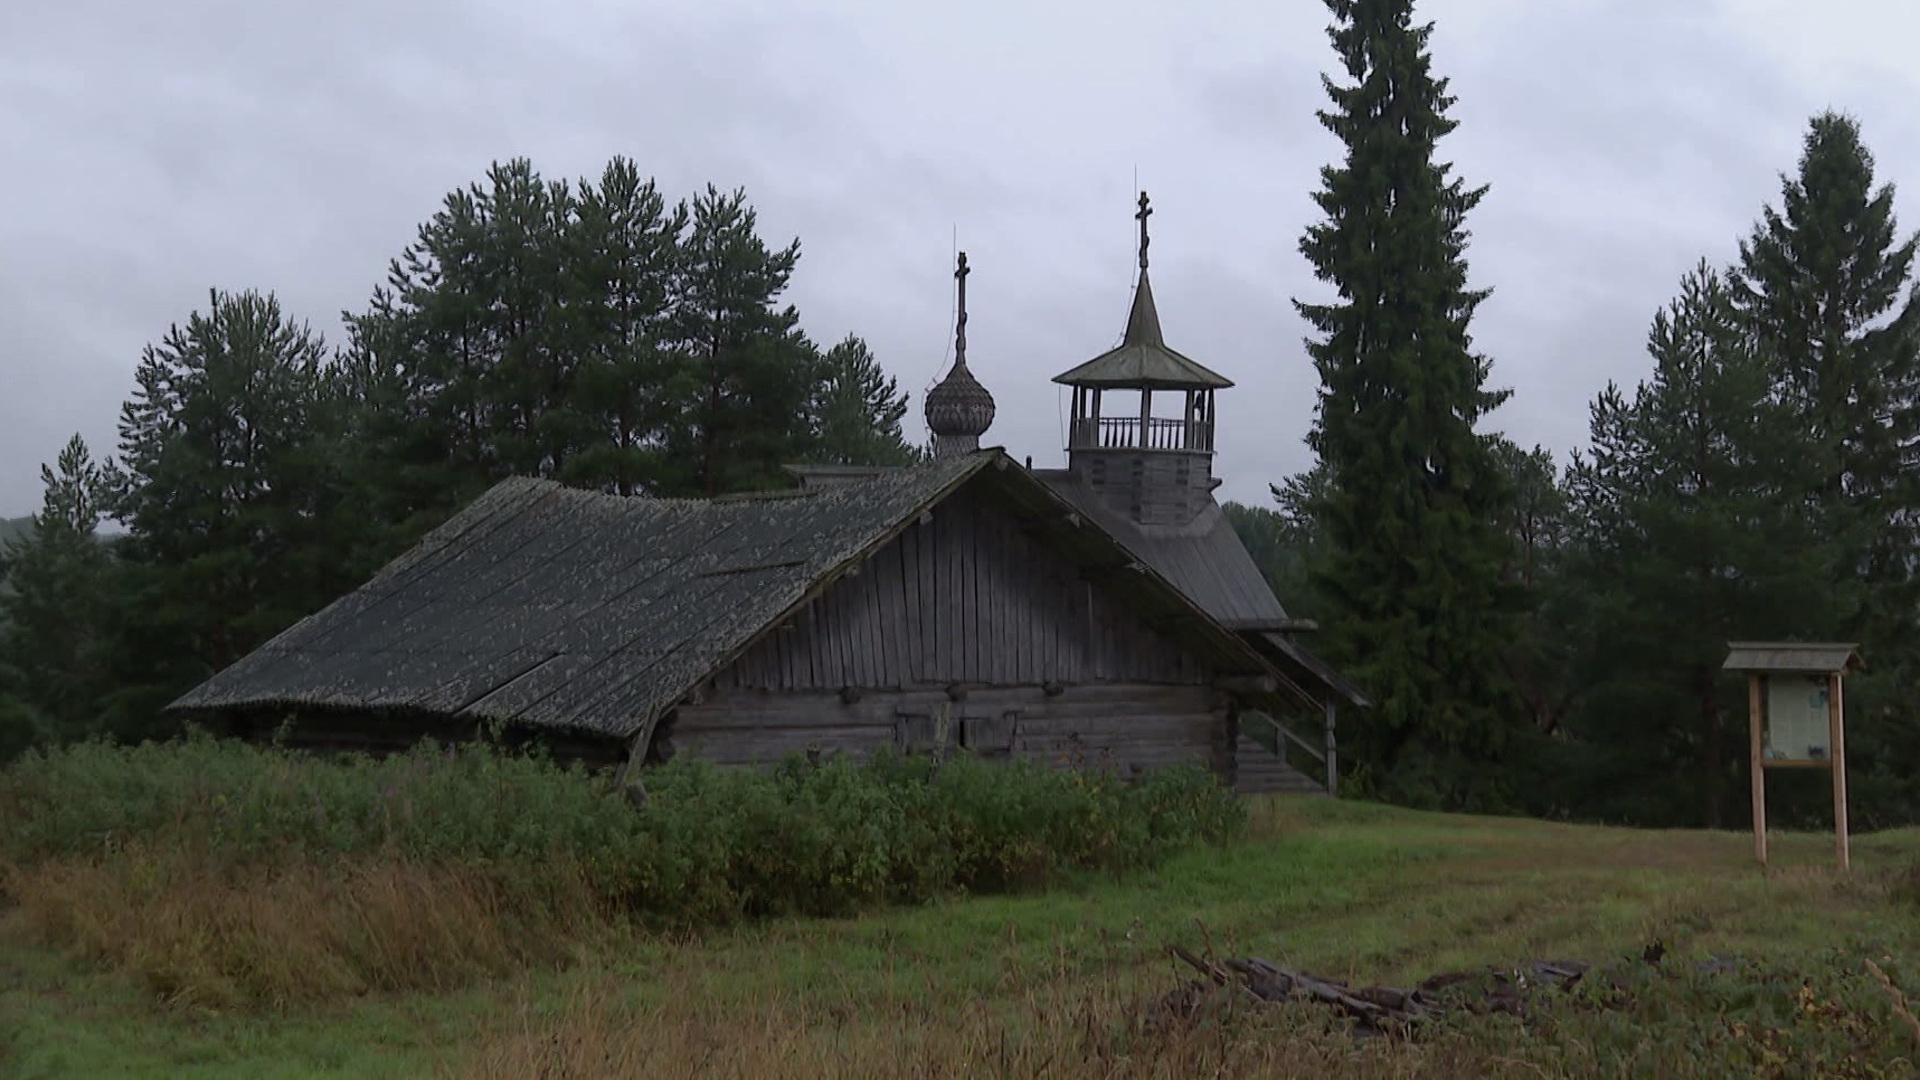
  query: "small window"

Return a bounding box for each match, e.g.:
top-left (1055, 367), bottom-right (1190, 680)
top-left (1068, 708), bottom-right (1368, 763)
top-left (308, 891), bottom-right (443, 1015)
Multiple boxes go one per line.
top-left (895, 710), bottom-right (953, 754)
top-left (961, 712), bottom-right (1019, 757)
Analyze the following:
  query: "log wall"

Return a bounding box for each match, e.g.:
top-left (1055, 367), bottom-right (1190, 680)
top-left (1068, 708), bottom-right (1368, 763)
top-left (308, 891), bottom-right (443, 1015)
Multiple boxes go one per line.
top-left (1069, 448), bottom-right (1216, 526)
top-left (668, 683), bottom-right (1232, 778)
top-left (672, 486), bottom-right (1228, 777)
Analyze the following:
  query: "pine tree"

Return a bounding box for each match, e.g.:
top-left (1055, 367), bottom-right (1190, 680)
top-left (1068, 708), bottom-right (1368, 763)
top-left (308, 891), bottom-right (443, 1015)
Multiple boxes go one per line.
top-left (565, 158), bottom-right (688, 494)
top-left (663, 185), bottom-right (815, 496)
top-left (1294, 0), bottom-right (1520, 807)
top-left (1562, 263), bottom-right (1840, 826)
top-left (341, 160), bottom-right (574, 521)
top-left (806, 335), bottom-right (922, 467)
top-left (348, 164), bottom-right (867, 505)
top-left (0, 434), bottom-right (117, 745)
top-left (112, 289), bottom-right (339, 709)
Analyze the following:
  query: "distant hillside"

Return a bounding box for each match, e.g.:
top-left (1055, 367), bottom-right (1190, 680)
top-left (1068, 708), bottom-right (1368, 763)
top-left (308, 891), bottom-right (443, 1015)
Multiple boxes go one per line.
top-left (0, 516), bottom-right (31, 550)
top-left (0, 517), bottom-right (29, 593)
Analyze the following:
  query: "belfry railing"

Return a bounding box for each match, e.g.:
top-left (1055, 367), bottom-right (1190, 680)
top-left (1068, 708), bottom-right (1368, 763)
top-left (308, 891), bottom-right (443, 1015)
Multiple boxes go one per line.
top-left (1069, 415), bottom-right (1213, 452)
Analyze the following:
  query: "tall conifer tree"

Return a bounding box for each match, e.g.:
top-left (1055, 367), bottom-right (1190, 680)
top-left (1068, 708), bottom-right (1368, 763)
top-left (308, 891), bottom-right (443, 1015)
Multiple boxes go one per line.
top-left (1734, 112), bottom-right (1920, 825)
top-left (806, 334), bottom-right (922, 467)
top-left (664, 185), bottom-right (815, 496)
top-left (566, 158), bottom-right (688, 495)
top-left (1294, 0), bottom-right (1519, 807)
top-left (0, 435), bottom-right (116, 745)
top-left (1562, 264), bottom-right (1838, 826)
top-left (113, 289), bottom-right (339, 710)
top-left (1734, 112), bottom-right (1920, 647)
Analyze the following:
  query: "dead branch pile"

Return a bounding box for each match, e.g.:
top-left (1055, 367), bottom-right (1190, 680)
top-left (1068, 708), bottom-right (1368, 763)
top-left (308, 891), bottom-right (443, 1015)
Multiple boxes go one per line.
top-left (1162, 944), bottom-right (1593, 1035)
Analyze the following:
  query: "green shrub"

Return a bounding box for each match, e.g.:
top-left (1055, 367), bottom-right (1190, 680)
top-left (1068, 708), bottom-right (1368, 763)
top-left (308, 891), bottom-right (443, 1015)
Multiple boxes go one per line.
top-left (0, 733), bottom-right (1246, 928)
top-left (0, 731), bottom-right (641, 867)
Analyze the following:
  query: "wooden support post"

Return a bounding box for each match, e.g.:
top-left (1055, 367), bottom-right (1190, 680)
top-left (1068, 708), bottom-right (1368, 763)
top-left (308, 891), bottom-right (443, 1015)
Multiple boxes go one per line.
top-left (1831, 671), bottom-right (1850, 872)
top-left (1749, 672), bottom-right (1767, 866)
top-left (1324, 700), bottom-right (1338, 797)
top-left (1138, 389), bottom-right (1152, 448)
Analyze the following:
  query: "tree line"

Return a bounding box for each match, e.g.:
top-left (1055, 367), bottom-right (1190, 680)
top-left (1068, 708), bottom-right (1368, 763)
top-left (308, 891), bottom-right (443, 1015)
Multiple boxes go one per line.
top-left (0, 160), bottom-right (919, 757)
top-left (9, 0), bottom-right (1919, 837)
top-left (1227, 0), bottom-right (1920, 829)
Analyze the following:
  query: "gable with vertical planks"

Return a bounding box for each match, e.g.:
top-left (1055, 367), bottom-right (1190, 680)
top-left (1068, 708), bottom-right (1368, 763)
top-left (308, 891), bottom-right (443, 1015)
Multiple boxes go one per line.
top-left (715, 484), bottom-right (1205, 692)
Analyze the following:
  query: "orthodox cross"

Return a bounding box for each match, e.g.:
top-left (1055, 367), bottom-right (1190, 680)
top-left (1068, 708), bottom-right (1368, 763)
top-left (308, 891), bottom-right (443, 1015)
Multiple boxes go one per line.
top-left (1135, 191), bottom-right (1152, 270)
top-left (953, 251), bottom-right (969, 364)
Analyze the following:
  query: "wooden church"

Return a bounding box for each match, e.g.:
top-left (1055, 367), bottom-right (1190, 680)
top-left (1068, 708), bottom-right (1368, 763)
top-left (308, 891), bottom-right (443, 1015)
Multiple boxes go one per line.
top-left (173, 194), bottom-right (1366, 795)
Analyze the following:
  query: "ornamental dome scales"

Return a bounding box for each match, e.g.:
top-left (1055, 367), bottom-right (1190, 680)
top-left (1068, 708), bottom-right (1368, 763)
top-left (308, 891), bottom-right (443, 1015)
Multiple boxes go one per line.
top-left (925, 251), bottom-right (995, 457)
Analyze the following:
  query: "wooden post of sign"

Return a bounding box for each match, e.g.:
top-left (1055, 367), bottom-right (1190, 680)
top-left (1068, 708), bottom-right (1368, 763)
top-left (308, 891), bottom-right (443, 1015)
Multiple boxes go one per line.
top-left (1324, 700), bottom-right (1338, 797)
top-left (1830, 671), bottom-right (1850, 872)
top-left (1748, 672), bottom-right (1767, 866)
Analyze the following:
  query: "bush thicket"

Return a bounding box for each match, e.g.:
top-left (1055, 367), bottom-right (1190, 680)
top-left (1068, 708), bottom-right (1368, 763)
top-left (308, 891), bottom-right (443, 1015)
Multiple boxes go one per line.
top-left (0, 733), bottom-right (1246, 926)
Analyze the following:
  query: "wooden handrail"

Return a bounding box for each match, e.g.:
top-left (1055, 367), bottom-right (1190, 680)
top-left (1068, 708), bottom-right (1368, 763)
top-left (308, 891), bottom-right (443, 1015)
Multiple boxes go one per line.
top-left (1068, 415), bottom-right (1214, 451)
top-left (1242, 710), bottom-right (1326, 765)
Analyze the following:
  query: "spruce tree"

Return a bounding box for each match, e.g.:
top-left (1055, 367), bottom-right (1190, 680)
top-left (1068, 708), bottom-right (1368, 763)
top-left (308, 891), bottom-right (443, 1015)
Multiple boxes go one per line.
top-left (1733, 111), bottom-right (1920, 647)
top-left (1489, 438), bottom-right (1574, 743)
top-left (1731, 112), bottom-right (1920, 827)
top-left (0, 434), bottom-right (116, 744)
top-left (806, 334), bottom-right (922, 467)
top-left (1294, 0), bottom-right (1520, 807)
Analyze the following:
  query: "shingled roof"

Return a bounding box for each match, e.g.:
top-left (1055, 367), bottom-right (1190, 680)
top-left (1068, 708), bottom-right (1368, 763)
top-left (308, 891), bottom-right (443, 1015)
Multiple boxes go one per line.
top-left (1032, 468), bottom-right (1296, 631)
top-left (174, 454), bottom-right (995, 739)
top-left (1050, 270), bottom-right (1233, 390)
top-left (172, 450), bottom-right (1315, 741)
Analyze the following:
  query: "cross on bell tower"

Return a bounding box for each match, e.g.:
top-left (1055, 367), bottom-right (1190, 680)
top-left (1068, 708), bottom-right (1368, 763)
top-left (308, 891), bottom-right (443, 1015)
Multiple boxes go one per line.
top-left (1049, 193), bottom-right (1235, 525)
top-left (1136, 191), bottom-right (1152, 271)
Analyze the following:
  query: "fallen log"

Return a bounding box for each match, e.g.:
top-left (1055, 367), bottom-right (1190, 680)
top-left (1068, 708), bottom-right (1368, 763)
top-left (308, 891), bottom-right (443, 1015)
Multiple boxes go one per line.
top-left (1163, 947), bottom-right (1593, 1034)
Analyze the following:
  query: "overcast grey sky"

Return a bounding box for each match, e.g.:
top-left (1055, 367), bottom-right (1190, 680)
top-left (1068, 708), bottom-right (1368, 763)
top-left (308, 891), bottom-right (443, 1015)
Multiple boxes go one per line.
top-left (4, 0), bottom-right (1917, 517)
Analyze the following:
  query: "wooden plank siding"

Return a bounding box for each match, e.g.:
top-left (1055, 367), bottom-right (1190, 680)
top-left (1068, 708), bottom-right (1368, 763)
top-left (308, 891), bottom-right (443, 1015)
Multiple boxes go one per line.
top-left (715, 487), bottom-right (1200, 692)
top-left (670, 684), bottom-right (1232, 779)
top-left (681, 487), bottom-right (1227, 778)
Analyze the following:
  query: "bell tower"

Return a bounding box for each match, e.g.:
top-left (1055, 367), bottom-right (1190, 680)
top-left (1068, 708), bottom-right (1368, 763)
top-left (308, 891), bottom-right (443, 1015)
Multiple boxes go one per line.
top-left (1053, 193), bottom-right (1233, 525)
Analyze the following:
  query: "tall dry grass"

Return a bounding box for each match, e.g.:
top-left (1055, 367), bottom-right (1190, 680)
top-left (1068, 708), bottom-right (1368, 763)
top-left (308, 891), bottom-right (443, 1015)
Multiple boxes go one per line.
top-left (451, 954), bottom-right (1920, 1080)
top-left (3, 848), bottom-right (607, 1008)
top-left (449, 970), bottom-right (1605, 1080)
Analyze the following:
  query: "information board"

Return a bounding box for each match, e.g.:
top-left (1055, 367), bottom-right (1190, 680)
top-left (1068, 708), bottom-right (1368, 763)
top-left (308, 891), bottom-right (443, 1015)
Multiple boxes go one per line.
top-left (1765, 674), bottom-right (1831, 762)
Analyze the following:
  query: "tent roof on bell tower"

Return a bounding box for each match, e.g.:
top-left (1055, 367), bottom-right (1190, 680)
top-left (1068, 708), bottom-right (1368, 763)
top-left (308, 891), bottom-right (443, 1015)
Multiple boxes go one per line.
top-left (1051, 192), bottom-right (1233, 392)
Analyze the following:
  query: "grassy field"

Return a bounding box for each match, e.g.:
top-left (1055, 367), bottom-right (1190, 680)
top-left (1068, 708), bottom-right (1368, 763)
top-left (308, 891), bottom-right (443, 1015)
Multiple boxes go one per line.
top-left (4, 796), bottom-right (1919, 1078)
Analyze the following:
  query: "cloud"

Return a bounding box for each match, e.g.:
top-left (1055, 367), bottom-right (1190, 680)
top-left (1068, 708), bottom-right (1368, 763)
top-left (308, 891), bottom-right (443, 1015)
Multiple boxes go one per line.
top-left (4, 0), bottom-right (1919, 516)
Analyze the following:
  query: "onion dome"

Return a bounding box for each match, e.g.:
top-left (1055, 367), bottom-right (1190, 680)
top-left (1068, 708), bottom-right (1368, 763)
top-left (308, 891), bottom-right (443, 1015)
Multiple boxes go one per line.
top-left (925, 251), bottom-right (995, 457)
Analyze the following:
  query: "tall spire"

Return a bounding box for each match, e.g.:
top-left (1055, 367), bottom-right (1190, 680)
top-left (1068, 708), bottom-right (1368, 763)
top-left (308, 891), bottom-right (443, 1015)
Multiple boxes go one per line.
top-left (1124, 191), bottom-right (1164, 347)
top-left (924, 250), bottom-right (995, 458)
top-left (1051, 191), bottom-right (1231, 390)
